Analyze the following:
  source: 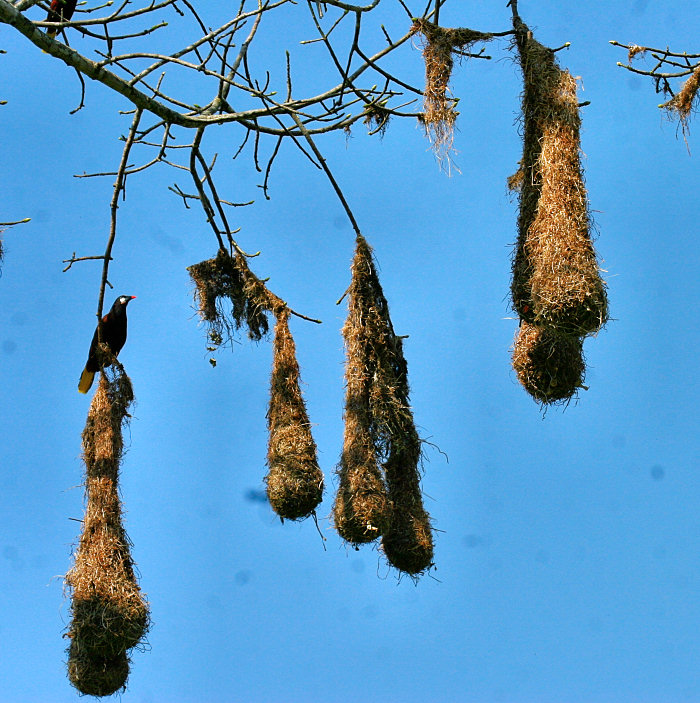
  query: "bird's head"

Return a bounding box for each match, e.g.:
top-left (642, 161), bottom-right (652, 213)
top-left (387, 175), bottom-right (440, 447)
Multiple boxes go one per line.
top-left (111, 295), bottom-right (136, 312)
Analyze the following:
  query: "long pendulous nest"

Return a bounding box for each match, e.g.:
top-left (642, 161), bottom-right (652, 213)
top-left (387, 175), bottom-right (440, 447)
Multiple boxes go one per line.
top-left (334, 237), bottom-right (390, 544)
top-left (265, 309), bottom-right (324, 521)
top-left (512, 321), bottom-right (585, 405)
top-left (334, 235), bottom-right (433, 574)
top-left (188, 248), bottom-right (270, 343)
top-left (511, 26), bottom-right (608, 337)
top-left (412, 18), bottom-right (494, 167)
top-left (66, 368), bottom-right (149, 695)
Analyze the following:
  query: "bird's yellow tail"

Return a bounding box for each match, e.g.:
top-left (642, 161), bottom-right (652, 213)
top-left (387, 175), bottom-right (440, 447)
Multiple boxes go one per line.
top-left (78, 368), bottom-right (95, 394)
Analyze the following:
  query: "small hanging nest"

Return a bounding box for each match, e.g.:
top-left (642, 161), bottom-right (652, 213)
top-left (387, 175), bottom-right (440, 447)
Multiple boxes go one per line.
top-left (334, 235), bottom-right (434, 575)
top-left (662, 63), bottom-right (700, 133)
top-left (412, 18), bottom-right (494, 169)
top-left (265, 309), bottom-right (324, 521)
top-left (187, 248), bottom-right (270, 344)
top-left (511, 26), bottom-right (608, 337)
top-left (512, 321), bottom-right (585, 405)
top-left (66, 366), bottom-right (149, 695)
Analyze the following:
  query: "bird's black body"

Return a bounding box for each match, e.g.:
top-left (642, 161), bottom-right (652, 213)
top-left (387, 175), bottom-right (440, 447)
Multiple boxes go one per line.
top-left (78, 295), bottom-right (135, 393)
top-left (46, 0), bottom-right (78, 39)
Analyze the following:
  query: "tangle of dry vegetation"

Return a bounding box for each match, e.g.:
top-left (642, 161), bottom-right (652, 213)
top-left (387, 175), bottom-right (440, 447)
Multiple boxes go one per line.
top-left (611, 40), bottom-right (700, 136)
top-left (412, 18), bottom-right (494, 169)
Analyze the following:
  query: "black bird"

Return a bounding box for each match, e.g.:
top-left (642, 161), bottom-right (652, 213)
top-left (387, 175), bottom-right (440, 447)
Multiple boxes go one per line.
top-left (78, 295), bottom-right (136, 394)
top-left (45, 0), bottom-right (78, 39)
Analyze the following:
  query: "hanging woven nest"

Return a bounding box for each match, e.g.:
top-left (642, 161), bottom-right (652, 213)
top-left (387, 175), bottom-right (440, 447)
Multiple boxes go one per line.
top-left (265, 310), bottom-right (324, 520)
top-left (511, 26), bottom-right (608, 337)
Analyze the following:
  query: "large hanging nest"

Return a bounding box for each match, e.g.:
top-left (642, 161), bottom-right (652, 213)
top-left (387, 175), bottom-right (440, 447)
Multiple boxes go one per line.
top-left (511, 321), bottom-right (585, 405)
top-left (265, 309), bottom-right (324, 521)
top-left (334, 235), bottom-right (434, 574)
top-left (511, 25), bottom-right (608, 337)
top-left (187, 248), bottom-right (270, 344)
top-left (412, 18), bottom-right (494, 168)
top-left (66, 367), bottom-right (149, 695)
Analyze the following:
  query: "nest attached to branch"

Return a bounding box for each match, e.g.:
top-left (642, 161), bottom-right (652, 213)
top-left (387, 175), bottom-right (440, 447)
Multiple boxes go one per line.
top-left (412, 18), bottom-right (494, 168)
top-left (664, 63), bottom-right (700, 131)
top-left (265, 310), bottom-right (324, 521)
top-left (512, 321), bottom-right (585, 405)
top-left (188, 248), bottom-right (271, 344)
top-left (511, 28), bottom-right (608, 337)
top-left (66, 369), bottom-right (149, 695)
top-left (334, 236), bottom-right (434, 574)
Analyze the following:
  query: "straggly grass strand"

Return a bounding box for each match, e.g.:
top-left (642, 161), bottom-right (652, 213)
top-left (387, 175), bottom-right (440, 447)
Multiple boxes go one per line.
top-left (188, 249), bottom-right (269, 344)
top-left (663, 63), bottom-right (700, 132)
top-left (412, 19), bottom-right (493, 169)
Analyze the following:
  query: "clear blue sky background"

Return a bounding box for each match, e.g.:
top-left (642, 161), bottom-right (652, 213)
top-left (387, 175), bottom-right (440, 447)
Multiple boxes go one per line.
top-left (1, 1), bottom-right (699, 701)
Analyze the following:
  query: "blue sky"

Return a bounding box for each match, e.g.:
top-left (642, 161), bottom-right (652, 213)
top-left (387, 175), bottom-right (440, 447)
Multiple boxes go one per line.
top-left (1, 1), bottom-right (699, 701)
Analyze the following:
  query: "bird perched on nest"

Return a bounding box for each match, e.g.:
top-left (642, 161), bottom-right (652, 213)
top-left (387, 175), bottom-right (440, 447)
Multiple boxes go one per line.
top-left (45, 0), bottom-right (78, 40)
top-left (78, 295), bottom-right (136, 394)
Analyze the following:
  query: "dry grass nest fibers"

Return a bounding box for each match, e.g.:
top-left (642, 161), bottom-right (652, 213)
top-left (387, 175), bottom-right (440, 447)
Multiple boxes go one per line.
top-left (512, 322), bottom-right (585, 405)
top-left (412, 18), bottom-right (494, 166)
top-left (188, 248), bottom-right (270, 343)
top-left (67, 642), bottom-right (129, 698)
top-left (665, 63), bottom-right (700, 130)
top-left (66, 372), bottom-right (149, 694)
top-left (334, 236), bottom-right (434, 574)
top-left (265, 310), bottom-right (324, 520)
top-left (511, 30), bottom-right (608, 337)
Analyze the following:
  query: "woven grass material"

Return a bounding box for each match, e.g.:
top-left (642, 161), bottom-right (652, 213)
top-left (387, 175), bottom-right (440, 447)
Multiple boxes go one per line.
top-left (379, 341), bottom-right (434, 576)
top-left (412, 18), bottom-right (493, 168)
top-left (334, 236), bottom-right (390, 544)
top-left (67, 641), bottom-right (129, 698)
top-left (664, 63), bottom-right (700, 130)
top-left (512, 321), bottom-right (585, 405)
top-left (511, 25), bottom-right (608, 337)
top-left (334, 236), bottom-right (433, 574)
top-left (265, 309), bottom-right (324, 520)
top-left (187, 248), bottom-right (272, 344)
top-left (66, 368), bottom-right (149, 695)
